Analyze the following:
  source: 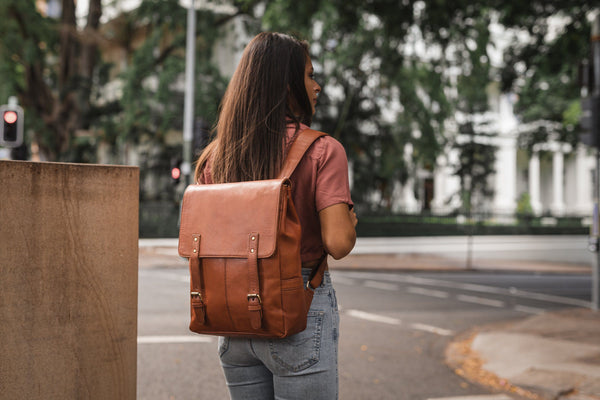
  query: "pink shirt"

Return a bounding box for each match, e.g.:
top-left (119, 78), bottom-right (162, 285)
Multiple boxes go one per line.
top-left (287, 123), bottom-right (353, 262)
top-left (198, 123), bottom-right (353, 263)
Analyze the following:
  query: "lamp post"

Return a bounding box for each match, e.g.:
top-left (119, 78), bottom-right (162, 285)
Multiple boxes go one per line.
top-left (182, 0), bottom-right (196, 185)
top-left (592, 14), bottom-right (600, 311)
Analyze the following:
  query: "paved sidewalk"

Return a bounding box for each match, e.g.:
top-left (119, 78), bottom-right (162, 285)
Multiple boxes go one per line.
top-left (446, 309), bottom-right (600, 400)
top-left (138, 237), bottom-right (599, 399)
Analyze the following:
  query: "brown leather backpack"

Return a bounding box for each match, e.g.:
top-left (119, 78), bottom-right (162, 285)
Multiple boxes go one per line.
top-left (178, 129), bottom-right (327, 338)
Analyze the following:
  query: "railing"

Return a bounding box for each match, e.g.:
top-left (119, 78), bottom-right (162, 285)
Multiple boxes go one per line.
top-left (139, 201), bottom-right (590, 238)
top-left (355, 211), bottom-right (590, 237)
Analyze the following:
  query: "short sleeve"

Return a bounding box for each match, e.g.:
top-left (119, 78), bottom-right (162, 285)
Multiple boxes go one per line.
top-left (315, 137), bottom-right (353, 212)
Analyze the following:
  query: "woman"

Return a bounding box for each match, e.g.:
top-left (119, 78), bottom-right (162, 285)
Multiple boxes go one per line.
top-left (194, 32), bottom-right (357, 400)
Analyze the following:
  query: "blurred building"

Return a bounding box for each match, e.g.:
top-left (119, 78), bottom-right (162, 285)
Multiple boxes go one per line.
top-left (415, 92), bottom-right (593, 218)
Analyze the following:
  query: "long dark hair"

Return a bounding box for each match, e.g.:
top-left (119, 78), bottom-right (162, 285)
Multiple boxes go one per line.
top-left (194, 32), bottom-right (313, 183)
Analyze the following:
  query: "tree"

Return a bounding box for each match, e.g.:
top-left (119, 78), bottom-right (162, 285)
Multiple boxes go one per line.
top-left (257, 0), bottom-right (497, 211)
top-left (0, 0), bottom-right (103, 161)
top-left (0, 0), bottom-right (248, 163)
top-left (497, 1), bottom-right (595, 150)
top-left (256, 0), bottom-right (595, 212)
top-left (2, 0), bottom-right (594, 212)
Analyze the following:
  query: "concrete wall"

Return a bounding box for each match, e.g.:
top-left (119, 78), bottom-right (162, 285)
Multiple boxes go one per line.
top-left (0, 161), bottom-right (139, 399)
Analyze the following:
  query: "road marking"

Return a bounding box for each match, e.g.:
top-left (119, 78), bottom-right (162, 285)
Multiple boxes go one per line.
top-left (407, 286), bottom-right (449, 298)
top-left (427, 395), bottom-right (514, 400)
top-left (345, 310), bottom-right (452, 336)
top-left (364, 280), bottom-right (398, 291)
top-left (514, 305), bottom-right (545, 314)
top-left (331, 276), bottom-right (356, 286)
top-left (410, 323), bottom-right (454, 336)
top-left (339, 272), bottom-right (592, 308)
top-left (137, 335), bottom-right (213, 344)
top-left (457, 294), bottom-right (505, 308)
top-left (346, 309), bottom-right (401, 325)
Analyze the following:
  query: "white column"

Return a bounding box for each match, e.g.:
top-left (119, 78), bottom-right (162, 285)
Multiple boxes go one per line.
top-left (401, 177), bottom-right (420, 213)
top-left (493, 137), bottom-right (517, 214)
top-left (493, 94), bottom-right (518, 215)
top-left (431, 155), bottom-right (448, 213)
top-left (551, 149), bottom-right (565, 216)
top-left (528, 151), bottom-right (542, 215)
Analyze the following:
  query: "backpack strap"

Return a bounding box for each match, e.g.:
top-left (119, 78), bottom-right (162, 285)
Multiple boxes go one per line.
top-left (278, 128), bottom-right (330, 291)
top-left (278, 128), bottom-right (327, 179)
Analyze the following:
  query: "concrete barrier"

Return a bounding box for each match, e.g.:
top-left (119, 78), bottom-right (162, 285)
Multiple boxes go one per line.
top-left (0, 160), bottom-right (139, 399)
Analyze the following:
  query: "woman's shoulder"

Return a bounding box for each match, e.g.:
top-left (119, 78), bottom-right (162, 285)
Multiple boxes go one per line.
top-left (302, 129), bottom-right (347, 161)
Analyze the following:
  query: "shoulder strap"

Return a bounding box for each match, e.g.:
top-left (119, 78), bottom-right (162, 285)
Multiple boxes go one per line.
top-left (278, 129), bottom-right (326, 179)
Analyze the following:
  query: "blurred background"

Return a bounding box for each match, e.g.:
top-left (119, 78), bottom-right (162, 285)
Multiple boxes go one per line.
top-left (0, 0), bottom-right (597, 238)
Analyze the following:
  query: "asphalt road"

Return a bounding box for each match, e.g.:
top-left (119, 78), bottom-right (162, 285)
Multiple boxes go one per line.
top-left (137, 268), bottom-right (591, 400)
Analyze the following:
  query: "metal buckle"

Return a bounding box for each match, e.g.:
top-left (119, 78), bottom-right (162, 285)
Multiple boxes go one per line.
top-left (247, 293), bottom-right (262, 304)
top-left (191, 291), bottom-right (202, 300)
top-left (306, 280), bottom-right (315, 291)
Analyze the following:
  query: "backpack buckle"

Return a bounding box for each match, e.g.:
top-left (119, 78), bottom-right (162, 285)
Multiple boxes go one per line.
top-left (247, 293), bottom-right (262, 304)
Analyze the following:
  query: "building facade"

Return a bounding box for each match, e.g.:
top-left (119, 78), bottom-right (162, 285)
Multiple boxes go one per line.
top-left (396, 93), bottom-right (594, 218)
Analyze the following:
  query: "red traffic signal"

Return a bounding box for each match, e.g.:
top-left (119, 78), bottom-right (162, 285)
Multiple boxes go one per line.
top-left (170, 157), bottom-right (182, 184)
top-left (0, 105), bottom-right (24, 148)
top-left (4, 111), bottom-right (17, 124)
top-left (171, 167), bottom-right (181, 180)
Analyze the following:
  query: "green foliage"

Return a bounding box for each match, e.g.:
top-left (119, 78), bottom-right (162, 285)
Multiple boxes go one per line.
top-left (259, 0), bottom-right (503, 211)
top-left (256, 0), bottom-right (594, 212)
top-left (1, 0), bottom-right (594, 212)
top-left (453, 128), bottom-right (497, 213)
top-left (516, 192), bottom-right (534, 215)
top-left (498, 1), bottom-right (593, 148)
top-left (115, 3), bottom-right (229, 148)
top-left (0, 0), bottom-right (232, 162)
top-left (0, 0), bottom-right (59, 154)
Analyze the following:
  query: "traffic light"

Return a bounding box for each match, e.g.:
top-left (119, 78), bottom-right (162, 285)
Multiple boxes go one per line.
top-left (170, 158), bottom-right (182, 184)
top-left (579, 58), bottom-right (600, 148)
top-left (0, 104), bottom-right (24, 148)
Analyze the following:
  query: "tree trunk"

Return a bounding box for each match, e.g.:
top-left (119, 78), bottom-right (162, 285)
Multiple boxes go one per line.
top-left (27, 0), bottom-right (102, 161)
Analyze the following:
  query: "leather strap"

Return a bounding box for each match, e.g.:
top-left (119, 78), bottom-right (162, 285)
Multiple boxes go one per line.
top-left (306, 253), bottom-right (328, 291)
top-left (190, 234), bottom-right (205, 324)
top-left (303, 254), bottom-right (328, 310)
top-left (278, 129), bottom-right (326, 179)
top-left (247, 232), bottom-right (262, 329)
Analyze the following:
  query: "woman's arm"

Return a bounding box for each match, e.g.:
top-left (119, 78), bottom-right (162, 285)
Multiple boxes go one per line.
top-left (319, 203), bottom-right (357, 260)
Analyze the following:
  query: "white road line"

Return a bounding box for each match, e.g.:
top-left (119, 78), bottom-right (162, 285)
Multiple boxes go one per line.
top-left (330, 276), bottom-right (356, 286)
top-left (345, 310), bottom-right (452, 336)
top-left (137, 335), bottom-right (213, 344)
top-left (340, 272), bottom-right (592, 308)
top-left (514, 305), bottom-right (545, 314)
top-left (346, 309), bottom-right (401, 325)
top-left (407, 286), bottom-right (449, 299)
top-left (427, 395), bottom-right (514, 400)
top-left (364, 280), bottom-right (398, 291)
top-left (409, 323), bottom-right (454, 336)
top-left (457, 294), bottom-right (505, 308)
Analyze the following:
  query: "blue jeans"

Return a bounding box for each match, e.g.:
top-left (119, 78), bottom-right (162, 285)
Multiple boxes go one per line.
top-left (218, 270), bottom-right (339, 400)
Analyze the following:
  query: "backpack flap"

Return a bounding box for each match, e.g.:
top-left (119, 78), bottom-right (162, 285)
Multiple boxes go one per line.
top-left (178, 178), bottom-right (288, 259)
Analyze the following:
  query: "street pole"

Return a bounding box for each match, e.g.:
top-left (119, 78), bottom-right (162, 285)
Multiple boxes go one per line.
top-left (592, 13), bottom-right (600, 311)
top-left (182, 0), bottom-right (196, 186)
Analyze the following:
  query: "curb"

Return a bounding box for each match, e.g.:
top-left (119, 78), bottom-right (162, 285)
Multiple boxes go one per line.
top-left (445, 310), bottom-right (600, 400)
